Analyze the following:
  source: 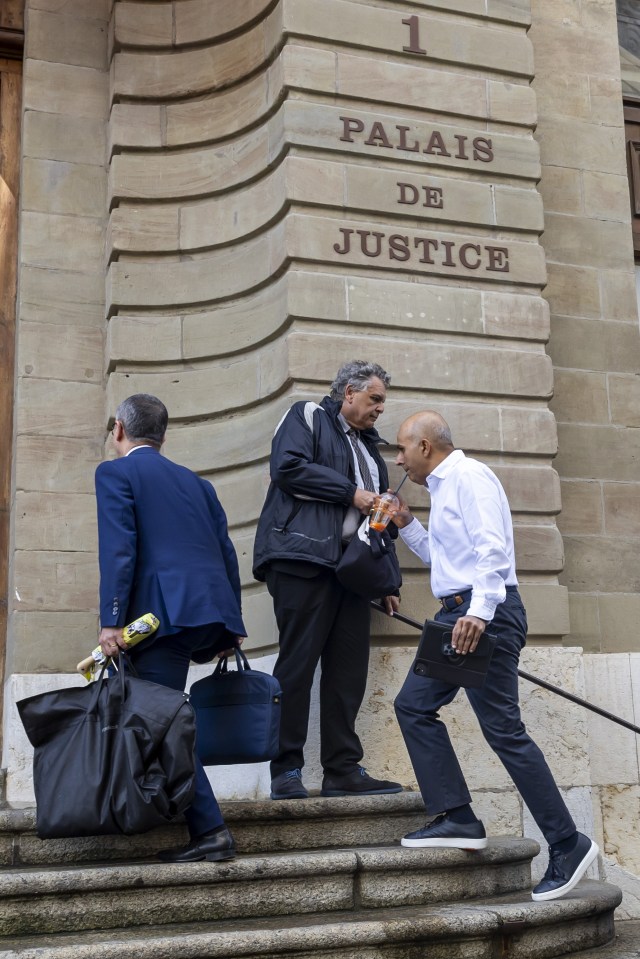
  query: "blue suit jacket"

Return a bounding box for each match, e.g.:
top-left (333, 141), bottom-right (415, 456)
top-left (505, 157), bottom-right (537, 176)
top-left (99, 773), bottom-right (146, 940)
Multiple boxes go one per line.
top-left (95, 447), bottom-right (246, 642)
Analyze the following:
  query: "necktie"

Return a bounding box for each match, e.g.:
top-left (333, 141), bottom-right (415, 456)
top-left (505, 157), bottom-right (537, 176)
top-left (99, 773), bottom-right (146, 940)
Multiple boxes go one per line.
top-left (347, 429), bottom-right (375, 492)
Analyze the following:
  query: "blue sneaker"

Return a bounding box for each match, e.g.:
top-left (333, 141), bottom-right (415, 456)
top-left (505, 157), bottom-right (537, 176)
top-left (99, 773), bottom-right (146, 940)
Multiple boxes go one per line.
top-left (401, 813), bottom-right (487, 850)
top-left (270, 768), bottom-right (308, 800)
top-left (531, 833), bottom-right (599, 901)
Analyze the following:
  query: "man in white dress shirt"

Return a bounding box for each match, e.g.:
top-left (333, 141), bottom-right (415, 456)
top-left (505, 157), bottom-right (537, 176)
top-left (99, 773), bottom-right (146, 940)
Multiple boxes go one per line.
top-left (392, 411), bottom-right (598, 902)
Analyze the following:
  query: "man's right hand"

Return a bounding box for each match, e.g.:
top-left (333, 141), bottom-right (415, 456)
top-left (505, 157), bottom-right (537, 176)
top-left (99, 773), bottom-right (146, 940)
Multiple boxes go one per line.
top-left (353, 488), bottom-right (378, 514)
top-left (390, 494), bottom-right (414, 529)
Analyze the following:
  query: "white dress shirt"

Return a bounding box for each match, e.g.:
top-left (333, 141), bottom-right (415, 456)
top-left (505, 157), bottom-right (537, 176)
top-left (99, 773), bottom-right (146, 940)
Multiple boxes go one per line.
top-left (399, 449), bottom-right (518, 622)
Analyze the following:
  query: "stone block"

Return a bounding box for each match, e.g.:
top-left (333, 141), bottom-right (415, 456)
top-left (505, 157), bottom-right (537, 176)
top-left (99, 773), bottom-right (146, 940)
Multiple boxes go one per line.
top-left (107, 315), bottom-right (181, 364)
top-left (482, 292), bottom-right (549, 341)
top-left (283, 100), bottom-right (541, 181)
top-left (549, 317), bottom-right (640, 375)
top-left (599, 784), bottom-right (640, 874)
top-left (562, 536), bottom-right (640, 595)
top-left (25, 9), bottom-right (108, 69)
top-left (603, 484), bottom-right (640, 538)
top-left (113, 8), bottom-right (279, 99)
top-left (16, 379), bottom-right (104, 439)
top-left (280, 44), bottom-right (338, 101)
top-left (12, 549), bottom-right (98, 613)
top-left (544, 263), bottom-right (601, 319)
top-left (22, 60), bottom-right (108, 120)
top-left (28, 0), bottom-right (110, 16)
top-left (583, 654), bottom-right (639, 786)
top-left (550, 370), bottom-right (609, 423)
top-left (183, 278), bottom-right (288, 360)
top-left (347, 276), bottom-right (484, 336)
top-left (543, 213), bottom-right (634, 271)
top-left (109, 104), bottom-right (163, 150)
top-left (240, 588), bottom-right (280, 653)
top-left (492, 464), bottom-right (561, 513)
top-left (110, 127), bottom-right (271, 200)
top-left (609, 374), bottom-right (640, 427)
top-left (17, 321), bottom-right (103, 383)
top-left (534, 72), bottom-right (591, 122)
top-left (535, 116), bottom-right (627, 176)
top-left (8, 611), bottom-right (99, 675)
top-left (517, 583), bottom-right (570, 637)
top-left (538, 166), bottom-right (583, 215)
top-left (557, 480), bottom-right (604, 536)
top-left (493, 185), bottom-right (544, 232)
top-left (18, 265), bottom-right (104, 326)
top-left (22, 111), bottom-right (106, 165)
top-left (556, 423), bottom-right (640, 483)
top-left (20, 212), bottom-right (104, 273)
top-left (205, 463), bottom-right (271, 530)
top-left (514, 524), bottom-right (564, 572)
top-left (530, 16), bottom-right (619, 80)
top-left (14, 492), bottom-right (97, 553)
top-left (589, 74), bottom-right (627, 127)
top-left (109, 204), bottom-right (180, 254)
top-left (287, 329), bottom-right (553, 400)
top-left (488, 80), bottom-right (537, 126)
top-left (283, 0), bottom-right (533, 78)
top-left (175, 0), bottom-right (273, 45)
top-left (599, 271), bottom-right (639, 324)
top-left (567, 594), bottom-right (602, 653)
top-left (596, 596), bottom-right (640, 654)
top-left (289, 213), bottom-right (547, 288)
top-left (500, 407), bottom-right (557, 454)
top-left (15, 435), bottom-right (103, 494)
top-left (583, 172), bottom-right (632, 223)
top-left (112, 1), bottom-right (173, 46)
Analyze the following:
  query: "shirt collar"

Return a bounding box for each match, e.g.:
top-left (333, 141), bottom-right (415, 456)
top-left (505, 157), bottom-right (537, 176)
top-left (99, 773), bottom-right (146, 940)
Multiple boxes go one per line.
top-left (125, 444), bottom-right (155, 457)
top-left (338, 413), bottom-right (353, 434)
top-left (426, 448), bottom-right (465, 490)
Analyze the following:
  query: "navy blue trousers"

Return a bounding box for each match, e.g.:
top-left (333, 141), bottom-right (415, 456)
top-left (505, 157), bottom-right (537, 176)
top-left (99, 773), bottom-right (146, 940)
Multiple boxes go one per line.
top-left (394, 588), bottom-right (576, 845)
top-left (129, 624), bottom-right (226, 839)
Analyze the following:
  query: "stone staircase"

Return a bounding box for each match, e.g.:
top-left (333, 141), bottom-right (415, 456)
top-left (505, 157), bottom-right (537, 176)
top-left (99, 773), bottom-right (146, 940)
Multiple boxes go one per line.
top-left (0, 792), bottom-right (622, 958)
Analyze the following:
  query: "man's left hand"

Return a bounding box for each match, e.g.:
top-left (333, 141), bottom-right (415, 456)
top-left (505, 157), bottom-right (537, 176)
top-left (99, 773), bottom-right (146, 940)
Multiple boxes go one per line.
top-left (383, 595), bottom-right (400, 616)
top-left (451, 615), bottom-right (486, 655)
top-left (217, 635), bottom-right (245, 659)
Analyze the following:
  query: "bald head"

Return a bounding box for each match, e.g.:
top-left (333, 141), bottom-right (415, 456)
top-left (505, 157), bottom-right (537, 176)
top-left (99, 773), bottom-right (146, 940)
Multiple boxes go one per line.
top-left (396, 411), bottom-right (455, 484)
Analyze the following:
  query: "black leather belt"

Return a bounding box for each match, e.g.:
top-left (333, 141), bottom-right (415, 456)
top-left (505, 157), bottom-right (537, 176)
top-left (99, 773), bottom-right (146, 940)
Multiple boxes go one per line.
top-left (439, 589), bottom-right (472, 611)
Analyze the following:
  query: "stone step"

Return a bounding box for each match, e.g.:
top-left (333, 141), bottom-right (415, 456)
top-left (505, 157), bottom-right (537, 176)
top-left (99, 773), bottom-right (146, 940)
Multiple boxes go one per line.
top-left (0, 883), bottom-right (622, 959)
top-left (0, 793), bottom-right (428, 866)
top-left (0, 838), bottom-right (538, 937)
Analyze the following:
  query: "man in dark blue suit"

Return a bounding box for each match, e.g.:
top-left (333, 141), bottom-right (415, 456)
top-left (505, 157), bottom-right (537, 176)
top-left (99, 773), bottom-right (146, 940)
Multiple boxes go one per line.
top-left (96, 393), bottom-right (246, 862)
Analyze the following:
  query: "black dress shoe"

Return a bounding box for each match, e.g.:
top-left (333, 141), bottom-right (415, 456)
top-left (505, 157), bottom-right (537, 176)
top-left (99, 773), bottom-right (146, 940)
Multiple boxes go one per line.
top-left (321, 766), bottom-right (403, 797)
top-left (270, 768), bottom-right (309, 800)
top-left (157, 825), bottom-right (236, 863)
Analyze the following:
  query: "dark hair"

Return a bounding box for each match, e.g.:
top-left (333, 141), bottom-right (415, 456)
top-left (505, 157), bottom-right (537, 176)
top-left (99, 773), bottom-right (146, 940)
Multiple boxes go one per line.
top-left (115, 394), bottom-right (168, 447)
top-left (329, 360), bottom-right (391, 401)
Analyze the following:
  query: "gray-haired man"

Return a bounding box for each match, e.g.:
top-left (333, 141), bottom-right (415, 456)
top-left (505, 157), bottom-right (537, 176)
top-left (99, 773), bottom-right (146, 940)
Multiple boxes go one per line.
top-left (253, 360), bottom-right (402, 799)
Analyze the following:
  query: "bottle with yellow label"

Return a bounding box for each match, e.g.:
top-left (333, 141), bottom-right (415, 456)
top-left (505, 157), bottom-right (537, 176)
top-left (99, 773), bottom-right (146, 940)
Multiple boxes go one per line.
top-left (76, 613), bottom-right (160, 681)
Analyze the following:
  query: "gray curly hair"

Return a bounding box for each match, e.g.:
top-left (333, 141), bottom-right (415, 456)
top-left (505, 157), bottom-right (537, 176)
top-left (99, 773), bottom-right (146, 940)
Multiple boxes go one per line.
top-left (329, 360), bottom-right (391, 401)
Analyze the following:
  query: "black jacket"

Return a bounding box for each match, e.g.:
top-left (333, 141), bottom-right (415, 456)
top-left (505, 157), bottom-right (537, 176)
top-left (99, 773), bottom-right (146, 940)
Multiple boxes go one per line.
top-left (253, 396), bottom-right (391, 579)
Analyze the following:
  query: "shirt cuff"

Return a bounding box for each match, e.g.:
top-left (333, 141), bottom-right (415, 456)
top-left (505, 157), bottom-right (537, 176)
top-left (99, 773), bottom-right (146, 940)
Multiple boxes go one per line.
top-left (398, 516), bottom-right (425, 546)
top-left (468, 597), bottom-right (498, 623)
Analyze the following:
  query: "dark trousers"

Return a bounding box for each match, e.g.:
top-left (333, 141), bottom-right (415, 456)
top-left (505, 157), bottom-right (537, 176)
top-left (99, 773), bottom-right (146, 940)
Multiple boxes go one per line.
top-left (394, 587), bottom-right (576, 846)
top-left (129, 624), bottom-right (226, 839)
top-left (265, 565), bottom-right (371, 778)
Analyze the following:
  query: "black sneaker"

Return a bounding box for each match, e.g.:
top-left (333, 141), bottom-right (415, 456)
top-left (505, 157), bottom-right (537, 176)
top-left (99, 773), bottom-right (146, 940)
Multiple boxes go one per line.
top-left (270, 768), bottom-right (308, 800)
top-left (531, 833), bottom-right (599, 901)
top-left (401, 813), bottom-right (487, 850)
top-left (321, 766), bottom-right (403, 797)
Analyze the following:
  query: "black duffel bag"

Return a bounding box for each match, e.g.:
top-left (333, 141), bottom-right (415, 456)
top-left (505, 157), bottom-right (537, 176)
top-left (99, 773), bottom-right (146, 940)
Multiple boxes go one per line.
top-left (335, 516), bottom-right (402, 600)
top-left (17, 654), bottom-right (197, 839)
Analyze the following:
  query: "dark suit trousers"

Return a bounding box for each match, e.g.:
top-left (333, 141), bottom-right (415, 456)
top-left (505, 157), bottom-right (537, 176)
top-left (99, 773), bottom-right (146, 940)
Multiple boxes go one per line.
top-left (394, 588), bottom-right (576, 846)
top-left (265, 565), bottom-right (371, 778)
top-left (129, 624), bottom-right (227, 839)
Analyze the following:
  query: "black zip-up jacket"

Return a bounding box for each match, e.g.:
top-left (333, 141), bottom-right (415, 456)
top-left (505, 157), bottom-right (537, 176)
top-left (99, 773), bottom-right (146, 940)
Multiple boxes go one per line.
top-left (253, 396), bottom-right (392, 580)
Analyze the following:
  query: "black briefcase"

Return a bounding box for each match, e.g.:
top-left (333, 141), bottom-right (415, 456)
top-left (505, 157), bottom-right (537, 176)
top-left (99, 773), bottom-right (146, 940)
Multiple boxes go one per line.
top-left (413, 620), bottom-right (498, 689)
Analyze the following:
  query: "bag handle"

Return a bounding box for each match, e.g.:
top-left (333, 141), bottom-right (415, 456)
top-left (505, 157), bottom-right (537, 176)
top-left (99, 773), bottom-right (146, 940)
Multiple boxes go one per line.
top-left (213, 646), bottom-right (251, 676)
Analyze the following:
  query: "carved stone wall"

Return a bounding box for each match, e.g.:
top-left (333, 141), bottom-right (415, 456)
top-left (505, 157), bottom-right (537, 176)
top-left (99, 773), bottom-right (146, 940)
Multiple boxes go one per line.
top-left (106, 0), bottom-right (568, 651)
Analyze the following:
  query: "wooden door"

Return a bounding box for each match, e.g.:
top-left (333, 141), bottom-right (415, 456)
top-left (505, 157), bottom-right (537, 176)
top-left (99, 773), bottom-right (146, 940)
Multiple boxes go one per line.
top-left (0, 1), bottom-right (23, 758)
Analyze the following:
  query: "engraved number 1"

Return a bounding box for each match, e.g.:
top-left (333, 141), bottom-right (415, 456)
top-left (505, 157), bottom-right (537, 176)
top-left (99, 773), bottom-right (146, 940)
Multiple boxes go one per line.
top-left (402, 15), bottom-right (427, 56)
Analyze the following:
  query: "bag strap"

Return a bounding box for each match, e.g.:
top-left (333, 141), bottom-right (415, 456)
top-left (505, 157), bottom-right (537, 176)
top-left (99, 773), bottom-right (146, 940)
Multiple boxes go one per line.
top-left (213, 646), bottom-right (251, 676)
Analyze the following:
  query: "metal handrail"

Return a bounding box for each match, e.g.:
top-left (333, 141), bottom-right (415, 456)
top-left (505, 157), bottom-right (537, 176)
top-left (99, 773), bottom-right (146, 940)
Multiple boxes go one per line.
top-left (371, 602), bottom-right (640, 736)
